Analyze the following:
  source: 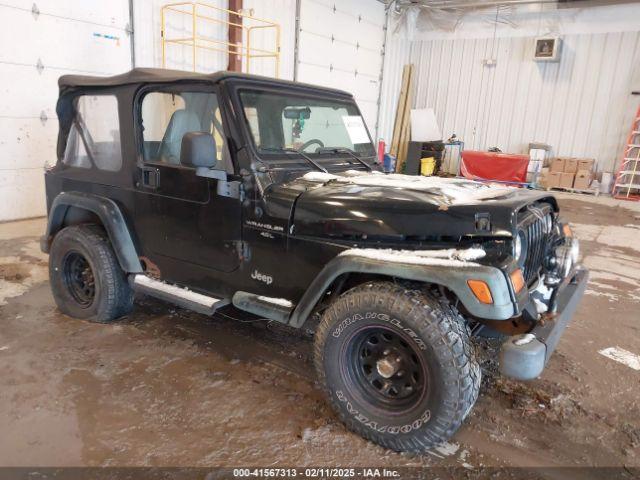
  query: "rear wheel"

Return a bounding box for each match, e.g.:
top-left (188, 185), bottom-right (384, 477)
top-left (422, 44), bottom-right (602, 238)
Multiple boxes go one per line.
top-left (314, 281), bottom-right (480, 453)
top-left (49, 225), bottom-right (133, 322)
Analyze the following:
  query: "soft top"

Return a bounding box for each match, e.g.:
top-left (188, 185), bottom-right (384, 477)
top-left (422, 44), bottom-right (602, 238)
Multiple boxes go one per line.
top-left (58, 67), bottom-right (352, 97)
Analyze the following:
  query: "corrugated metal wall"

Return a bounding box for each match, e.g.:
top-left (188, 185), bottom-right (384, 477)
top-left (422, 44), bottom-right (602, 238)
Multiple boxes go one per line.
top-left (408, 31), bottom-right (640, 173)
top-left (377, 33), bottom-right (412, 145)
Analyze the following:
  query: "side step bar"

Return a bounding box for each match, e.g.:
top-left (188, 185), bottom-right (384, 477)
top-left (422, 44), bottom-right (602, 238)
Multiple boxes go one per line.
top-left (131, 274), bottom-right (227, 316)
top-left (232, 291), bottom-right (294, 324)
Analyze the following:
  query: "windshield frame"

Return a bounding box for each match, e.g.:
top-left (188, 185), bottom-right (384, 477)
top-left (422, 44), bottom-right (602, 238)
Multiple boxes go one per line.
top-left (233, 84), bottom-right (376, 167)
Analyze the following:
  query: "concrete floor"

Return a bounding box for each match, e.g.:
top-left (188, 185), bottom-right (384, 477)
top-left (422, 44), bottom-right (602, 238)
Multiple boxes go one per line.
top-left (0, 193), bottom-right (639, 469)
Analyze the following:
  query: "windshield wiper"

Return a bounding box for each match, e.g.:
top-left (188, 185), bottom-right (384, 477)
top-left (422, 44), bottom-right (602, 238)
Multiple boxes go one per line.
top-left (260, 147), bottom-right (327, 173)
top-left (282, 148), bottom-right (328, 173)
top-left (316, 147), bottom-right (373, 171)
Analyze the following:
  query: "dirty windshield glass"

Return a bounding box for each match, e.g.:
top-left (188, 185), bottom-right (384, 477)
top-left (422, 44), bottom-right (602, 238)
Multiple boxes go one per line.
top-left (239, 89), bottom-right (375, 159)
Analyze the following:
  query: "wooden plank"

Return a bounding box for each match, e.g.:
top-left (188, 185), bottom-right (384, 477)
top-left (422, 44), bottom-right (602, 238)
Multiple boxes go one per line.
top-left (396, 64), bottom-right (414, 173)
top-left (390, 64), bottom-right (411, 158)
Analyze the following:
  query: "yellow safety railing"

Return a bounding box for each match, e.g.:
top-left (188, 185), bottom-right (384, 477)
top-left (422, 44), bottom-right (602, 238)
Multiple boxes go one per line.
top-left (161, 2), bottom-right (280, 77)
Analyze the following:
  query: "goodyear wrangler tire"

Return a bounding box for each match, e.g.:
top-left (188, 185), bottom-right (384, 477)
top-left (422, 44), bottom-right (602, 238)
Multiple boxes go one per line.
top-left (49, 225), bottom-right (134, 323)
top-left (314, 281), bottom-right (480, 453)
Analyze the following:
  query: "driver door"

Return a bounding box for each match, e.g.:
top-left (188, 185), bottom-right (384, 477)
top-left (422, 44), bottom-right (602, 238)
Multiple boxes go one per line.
top-left (134, 86), bottom-right (241, 284)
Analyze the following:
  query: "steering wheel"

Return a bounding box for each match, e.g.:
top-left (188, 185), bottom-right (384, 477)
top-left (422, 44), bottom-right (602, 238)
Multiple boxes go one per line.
top-left (298, 138), bottom-right (324, 152)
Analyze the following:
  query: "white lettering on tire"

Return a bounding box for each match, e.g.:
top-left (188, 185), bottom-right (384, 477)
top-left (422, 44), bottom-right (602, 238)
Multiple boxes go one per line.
top-left (332, 312), bottom-right (426, 351)
top-left (335, 390), bottom-right (431, 434)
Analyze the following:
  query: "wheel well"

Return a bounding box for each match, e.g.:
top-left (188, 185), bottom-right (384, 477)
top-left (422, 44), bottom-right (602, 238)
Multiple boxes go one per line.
top-left (327, 272), bottom-right (451, 299)
top-left (45, 205), bottom-right (104, 251)
top-left (322, 274), bottom-right (510, 331)
top-left (335, 272), bottom-right (389, 294)
top-left (307, 273), bottom-right (460, 327)
top-left (44, 193), bottom-right (143, 274)
top-left (59, 206), bottom-right (102, 231)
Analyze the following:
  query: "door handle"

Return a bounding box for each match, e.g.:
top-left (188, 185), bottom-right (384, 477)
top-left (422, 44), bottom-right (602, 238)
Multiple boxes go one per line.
top-left (141, 166), bottom-right (160, 189)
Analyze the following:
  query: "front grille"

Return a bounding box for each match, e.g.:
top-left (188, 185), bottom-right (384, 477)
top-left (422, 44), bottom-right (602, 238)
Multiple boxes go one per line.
top-left (518, 206), bottom-right (552, 284)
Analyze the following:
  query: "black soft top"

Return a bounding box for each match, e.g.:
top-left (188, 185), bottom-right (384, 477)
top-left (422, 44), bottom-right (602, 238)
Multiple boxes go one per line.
top-left (58, 67), bottom-right (352, 98)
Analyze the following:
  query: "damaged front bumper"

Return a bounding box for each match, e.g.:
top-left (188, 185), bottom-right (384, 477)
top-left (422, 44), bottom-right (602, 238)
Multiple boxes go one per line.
top-left (499, 267), bottom-right (589, 381)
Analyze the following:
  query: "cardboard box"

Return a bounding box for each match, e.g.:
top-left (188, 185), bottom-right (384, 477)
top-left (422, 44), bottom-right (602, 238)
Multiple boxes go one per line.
top-left (564, 158), bottom-right (578, 173)
top-left (573, 170), bottom-right (592, 190)
top-left (547, 171), bottom-right (562, 188)
top-left (560, 172), bottom-right (575, 189)
top-left (577, 158), bottom-right (595, 171)
top-left (550, 158), bottom-right (565, 172)
top-left (537, 172), bottom-right (550, 188)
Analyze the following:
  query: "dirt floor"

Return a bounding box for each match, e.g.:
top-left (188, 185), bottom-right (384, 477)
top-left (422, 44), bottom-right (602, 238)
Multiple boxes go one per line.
top-left (0, 193), bottom-right (639, 472)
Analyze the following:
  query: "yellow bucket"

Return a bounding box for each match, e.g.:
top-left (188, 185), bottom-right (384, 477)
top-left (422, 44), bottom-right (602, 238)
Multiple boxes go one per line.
top-left (420, 157), bottom-right (436, 176)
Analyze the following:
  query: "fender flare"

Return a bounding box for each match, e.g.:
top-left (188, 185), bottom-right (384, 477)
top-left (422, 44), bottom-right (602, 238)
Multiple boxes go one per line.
top-left (287, 254), bottom-right (517, 328)
top-left (42, 191), bottom-right (143, 273)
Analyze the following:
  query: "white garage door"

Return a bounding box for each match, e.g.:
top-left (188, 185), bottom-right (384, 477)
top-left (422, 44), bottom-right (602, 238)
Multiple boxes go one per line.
top-left (296, 0), bottom-right (386, 139)
top-left (0, 0), bottom-right (132, 222)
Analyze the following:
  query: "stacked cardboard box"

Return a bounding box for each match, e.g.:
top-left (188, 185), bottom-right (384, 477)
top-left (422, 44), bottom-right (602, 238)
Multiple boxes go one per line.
top-left (543, 157), bottom-right (595, 190)
top-left (546, 158), bottom-right (566, 188)
top-left (537, 167), bottom-right (551, 188)
top-left (573, 159), bottom-right (595, 190)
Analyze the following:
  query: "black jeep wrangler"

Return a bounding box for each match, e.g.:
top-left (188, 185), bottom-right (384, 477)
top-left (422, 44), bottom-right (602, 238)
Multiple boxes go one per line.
top-left (42, 68), bottom-right (588, 453)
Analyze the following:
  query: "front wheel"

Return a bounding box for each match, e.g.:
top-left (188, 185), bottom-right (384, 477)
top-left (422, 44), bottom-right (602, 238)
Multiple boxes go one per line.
top-left (313, 282), bottom-right (480, 453)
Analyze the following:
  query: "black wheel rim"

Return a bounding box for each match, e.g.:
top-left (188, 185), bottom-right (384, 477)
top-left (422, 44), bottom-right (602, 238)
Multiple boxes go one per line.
top-left (343, 326), bottom-right (428, 413)
top-left (62, 251), bottom-right (95, 308)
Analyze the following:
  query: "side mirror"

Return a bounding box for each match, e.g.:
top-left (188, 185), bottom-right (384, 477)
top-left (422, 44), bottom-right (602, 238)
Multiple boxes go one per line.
top-left (181, 131), bottom-right (218, 168)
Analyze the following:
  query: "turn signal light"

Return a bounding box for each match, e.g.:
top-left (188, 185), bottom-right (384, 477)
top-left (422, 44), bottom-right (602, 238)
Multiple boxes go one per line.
top-left (562, 224), bottom-right (573, 237)
top-left (467, 280), bottom-right (493, 304)
top-left (510, 268), bottom-right (525, 293)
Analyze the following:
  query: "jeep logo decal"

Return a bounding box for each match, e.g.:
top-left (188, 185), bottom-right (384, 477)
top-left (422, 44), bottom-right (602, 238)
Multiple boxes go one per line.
top-left (251, 269), bottom-right (273, 285)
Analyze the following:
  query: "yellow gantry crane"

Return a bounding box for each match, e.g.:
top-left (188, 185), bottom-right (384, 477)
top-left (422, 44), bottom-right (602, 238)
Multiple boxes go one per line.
top-left (161, 2), bottom-right (280, 77)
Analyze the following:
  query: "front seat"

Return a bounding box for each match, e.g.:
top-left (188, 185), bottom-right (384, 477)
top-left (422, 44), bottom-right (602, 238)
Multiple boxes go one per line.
top-left (158, 110), bottom-right (202, 164)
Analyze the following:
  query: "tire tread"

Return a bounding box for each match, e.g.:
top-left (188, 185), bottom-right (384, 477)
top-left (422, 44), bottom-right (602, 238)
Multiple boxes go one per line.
top-left (313, 281), bottom-right (480, 453)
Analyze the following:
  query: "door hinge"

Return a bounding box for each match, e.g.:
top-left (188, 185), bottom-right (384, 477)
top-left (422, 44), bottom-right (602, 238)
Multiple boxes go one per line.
top-left (217, 180), bottom-right (244, 201)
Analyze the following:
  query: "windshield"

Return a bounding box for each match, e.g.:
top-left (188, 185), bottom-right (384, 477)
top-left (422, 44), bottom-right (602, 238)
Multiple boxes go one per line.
top-left (239, 89), bottom-right (375, 159)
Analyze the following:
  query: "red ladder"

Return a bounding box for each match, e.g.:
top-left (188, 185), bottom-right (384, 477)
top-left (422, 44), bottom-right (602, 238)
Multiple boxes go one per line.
top-left (614, 94), bottom-right (640, 200)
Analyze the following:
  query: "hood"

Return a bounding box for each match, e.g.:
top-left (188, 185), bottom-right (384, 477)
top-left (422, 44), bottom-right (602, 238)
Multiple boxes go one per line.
top-left (287, 171), bottom-right (557, 240)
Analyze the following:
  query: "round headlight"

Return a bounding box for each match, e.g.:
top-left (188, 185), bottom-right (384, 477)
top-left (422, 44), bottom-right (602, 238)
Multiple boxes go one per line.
top-left (513, 230), bottom-right (527, 265)
top-left (554, 241), bottom-right (575, 278)
top-left (514, 233), bottom-right (522, 260)
top-left (563, 256), bottom-right (573, 277)
top-left (570, 238), bottom-right (580, 264)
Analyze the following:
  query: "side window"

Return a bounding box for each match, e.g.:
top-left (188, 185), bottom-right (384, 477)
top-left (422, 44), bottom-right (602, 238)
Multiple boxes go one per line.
top-left (63, 95), bottom-right (122, 172)
top-left (140, 91), bottom-right (228, 167)
top-left (244, 107), bottom-right (261, 146)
